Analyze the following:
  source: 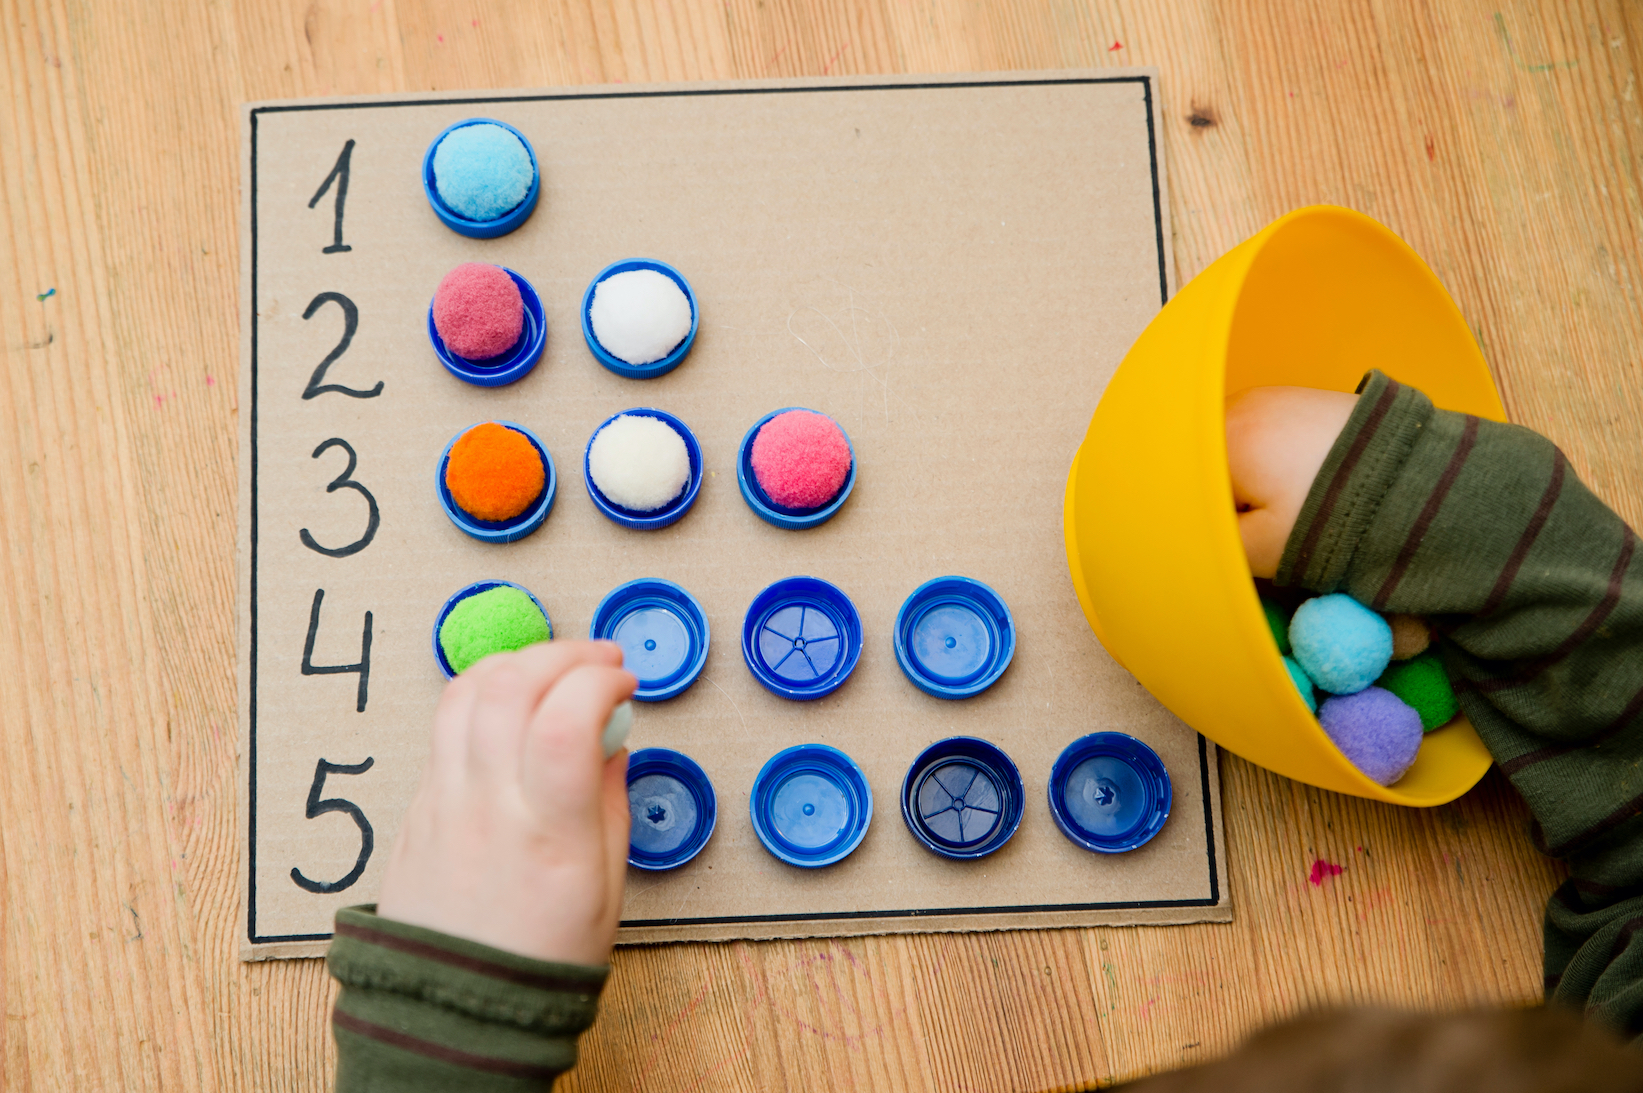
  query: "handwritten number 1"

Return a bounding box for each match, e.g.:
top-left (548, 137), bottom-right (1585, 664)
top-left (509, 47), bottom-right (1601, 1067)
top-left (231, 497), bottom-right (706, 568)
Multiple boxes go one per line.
top-left (308, 139), bottom-right (355, 254)
top-left (290, 757), bottom-right (375, 893)
top-left (302, 588), bottom-right (372, 713)
top-left (300, 438), bottom-right (380, 558)
top-left (301, 292), bottom-right (382, 400)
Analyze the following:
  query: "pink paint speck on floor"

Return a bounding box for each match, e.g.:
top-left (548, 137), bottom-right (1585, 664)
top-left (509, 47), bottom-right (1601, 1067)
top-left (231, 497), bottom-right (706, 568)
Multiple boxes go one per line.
top-left (1309, 859), bottom-right (1344, 886)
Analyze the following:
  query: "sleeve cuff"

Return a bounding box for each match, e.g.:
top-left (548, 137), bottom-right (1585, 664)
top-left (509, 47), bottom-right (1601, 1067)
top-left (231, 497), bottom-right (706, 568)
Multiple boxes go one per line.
top-left (328, 905), bottom-right (607, 1092)
top-left (1277, 370), bottom-right (1433, 591)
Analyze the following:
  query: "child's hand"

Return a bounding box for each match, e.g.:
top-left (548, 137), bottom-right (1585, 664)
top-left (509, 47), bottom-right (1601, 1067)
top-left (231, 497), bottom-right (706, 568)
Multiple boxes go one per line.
top-left (376, 640), bottom-right (637, 966)
top-left (1225, 386), bottom-right (1357, 578)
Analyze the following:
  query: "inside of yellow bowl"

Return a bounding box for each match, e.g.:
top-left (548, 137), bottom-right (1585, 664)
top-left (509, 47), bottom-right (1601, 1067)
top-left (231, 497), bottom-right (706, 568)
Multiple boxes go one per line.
top-left (1221, 208), bottom-right (1504, 802)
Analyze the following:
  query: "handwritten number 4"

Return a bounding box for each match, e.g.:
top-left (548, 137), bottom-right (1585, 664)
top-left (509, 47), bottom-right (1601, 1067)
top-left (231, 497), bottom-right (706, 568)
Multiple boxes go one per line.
top-left (302, 588), bottom-right (372, 713)
top-left (290, 757), bottom-right (375, 894)
top-left (309, 139), bottom-right (354, 254)
top-left (302, 292), bottom-right (382, 400)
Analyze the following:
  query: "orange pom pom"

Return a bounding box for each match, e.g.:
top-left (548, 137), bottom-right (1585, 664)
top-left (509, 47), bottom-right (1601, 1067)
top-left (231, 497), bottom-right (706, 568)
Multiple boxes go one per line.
top-left (445, 423), bottom-right (545, 522)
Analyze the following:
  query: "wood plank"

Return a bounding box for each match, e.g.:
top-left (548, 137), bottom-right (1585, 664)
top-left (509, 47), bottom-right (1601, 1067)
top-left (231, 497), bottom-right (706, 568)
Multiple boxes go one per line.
top-left (6, 0), bottom-right (1635, 1089)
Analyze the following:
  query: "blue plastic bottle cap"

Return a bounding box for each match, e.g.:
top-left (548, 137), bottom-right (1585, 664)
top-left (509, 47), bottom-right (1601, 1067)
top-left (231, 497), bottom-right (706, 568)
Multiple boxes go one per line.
top-left (735, 408), bottom-right (857, 531)
top-left (900, 737), bottom-right (1024, 859)
top-left (427, 267), bottom-right (547, 387)
top-left (1048, 733), bottom-right (1172, 854)
top-left (627, 748), bottom-right (717, 871)
top-left (436, 421), bottom-right (557, 543)
top-left (422, 118), bottom-right (541, 239)
top-left (741, 577), bottom-right (863, 700)
top-left (589, 579), bottom-right (710, 702)
top-left (580, 259), bottom-right (699, 379)
top-left (749, 743), bottom-right (872, 868)
top-left (431, 580), bottom-right (552, 680)
top-left (582, 409), bottom-right (704, 530)
top-left (893, 577), bottom-right (1015, 699)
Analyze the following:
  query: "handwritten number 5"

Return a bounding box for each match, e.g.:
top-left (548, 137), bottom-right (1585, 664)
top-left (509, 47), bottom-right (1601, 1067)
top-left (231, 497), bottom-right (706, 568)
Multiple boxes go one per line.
top-left (301, 292), bottom-right (382, 400)
top-left (300, 438), bottom-right (380, 558)
top-left (290, 757), bottom-right (375, 894)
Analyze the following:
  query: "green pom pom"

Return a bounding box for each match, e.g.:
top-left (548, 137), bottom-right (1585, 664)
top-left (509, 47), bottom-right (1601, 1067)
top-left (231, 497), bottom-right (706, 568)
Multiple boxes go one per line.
top-left (1376, 651), bottom-right (1458, 732)
top-left (440, 586), bottom-right (551, 674)
top-left (1262, 598), bottom-right (1292, 655)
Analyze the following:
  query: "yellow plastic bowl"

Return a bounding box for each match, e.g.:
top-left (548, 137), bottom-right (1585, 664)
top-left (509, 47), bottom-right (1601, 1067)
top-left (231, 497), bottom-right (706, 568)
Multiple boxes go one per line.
top-left (1064, 206), bottom-right (1504, 806)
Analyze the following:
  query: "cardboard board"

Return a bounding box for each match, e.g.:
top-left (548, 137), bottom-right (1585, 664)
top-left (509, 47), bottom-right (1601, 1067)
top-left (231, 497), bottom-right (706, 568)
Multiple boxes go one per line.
top-left (238, 71), bottom-right (1229, 960)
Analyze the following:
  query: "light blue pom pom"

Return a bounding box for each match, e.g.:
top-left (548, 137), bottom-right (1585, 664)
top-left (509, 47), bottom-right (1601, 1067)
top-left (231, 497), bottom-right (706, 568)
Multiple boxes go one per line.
top-left (433, 124), bottom-right (534, 222)
top-left (1289, 593), bottom-right (1393, 695)
top-left (1283, 655), bottom-right (1317, 711)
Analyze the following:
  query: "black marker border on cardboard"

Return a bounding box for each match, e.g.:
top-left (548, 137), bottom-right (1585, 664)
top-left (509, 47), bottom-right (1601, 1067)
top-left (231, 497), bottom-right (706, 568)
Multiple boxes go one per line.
top-left (247, 73), bottom-right (1207, 945)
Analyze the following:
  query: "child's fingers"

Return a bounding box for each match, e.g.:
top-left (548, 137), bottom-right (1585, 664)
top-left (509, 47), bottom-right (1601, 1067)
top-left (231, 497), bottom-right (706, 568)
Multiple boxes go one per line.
top-left (520, 665), bottom-right (638, 811)
top-left (429, 670), bottom-right (480, 785)
top-left (599, 751), bottom-right (631, 935)
top-left (463, 642), bottom-right (624, 779)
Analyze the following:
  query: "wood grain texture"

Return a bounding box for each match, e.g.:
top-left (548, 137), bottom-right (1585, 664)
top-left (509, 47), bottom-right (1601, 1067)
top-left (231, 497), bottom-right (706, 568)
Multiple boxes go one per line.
top-left (2, 0), bottom-right (1636, 1089)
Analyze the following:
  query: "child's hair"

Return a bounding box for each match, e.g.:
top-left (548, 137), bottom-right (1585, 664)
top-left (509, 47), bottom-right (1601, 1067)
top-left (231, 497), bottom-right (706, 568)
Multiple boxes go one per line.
top-left (1116, 1006), bottom-right (1642, 1093)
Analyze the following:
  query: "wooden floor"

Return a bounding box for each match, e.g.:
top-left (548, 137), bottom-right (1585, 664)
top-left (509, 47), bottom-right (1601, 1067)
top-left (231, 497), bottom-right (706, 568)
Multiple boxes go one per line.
top-left (4, 0), bottom-right (1640, 1089)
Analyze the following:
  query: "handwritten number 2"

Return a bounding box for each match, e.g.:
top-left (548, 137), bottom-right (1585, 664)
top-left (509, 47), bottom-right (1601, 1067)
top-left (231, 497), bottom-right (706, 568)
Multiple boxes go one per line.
top-left (290, 757), bottom-right (375, 893)
top-left (308, 139), bottom-right (355, 254)
top-left (300, 438), bottom-right (380, 558)
top-left (301, 292), bottom-right (382, 400)
top-left (302, 588), bottom-right (372, 713)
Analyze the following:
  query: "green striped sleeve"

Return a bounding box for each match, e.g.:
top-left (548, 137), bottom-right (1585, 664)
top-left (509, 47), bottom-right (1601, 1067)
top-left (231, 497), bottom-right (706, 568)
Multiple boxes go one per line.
top-left (1278, 370), bottom-right (1643, 1035)
top-left (327, 906), bottom-right (607, 1092)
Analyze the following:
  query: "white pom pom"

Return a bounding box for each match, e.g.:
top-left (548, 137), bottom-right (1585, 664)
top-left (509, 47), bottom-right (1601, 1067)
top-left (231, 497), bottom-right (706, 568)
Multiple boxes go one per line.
top-left (589, 270), bottom-right (692, 365)
top-left (588, 414), bottom-right (691, 512)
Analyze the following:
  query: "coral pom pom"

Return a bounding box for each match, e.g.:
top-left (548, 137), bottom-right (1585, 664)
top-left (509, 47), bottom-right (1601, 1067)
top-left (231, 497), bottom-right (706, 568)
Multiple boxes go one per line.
top-left (1318, 686), bottom-right (1423, 785)
top-left (433, 263), bottom-right (524, 361)
top-left (750, 410), bottom-right (851, 510)
top-left (1290, 593), bottom-right (1393, 695)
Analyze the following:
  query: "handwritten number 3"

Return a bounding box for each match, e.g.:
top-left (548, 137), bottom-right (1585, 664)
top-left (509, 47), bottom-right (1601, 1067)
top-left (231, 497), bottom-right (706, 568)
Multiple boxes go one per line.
top-left (301, 292), bottom-right (383, 400)
top-left (300, 438), bottom-right (380, 558)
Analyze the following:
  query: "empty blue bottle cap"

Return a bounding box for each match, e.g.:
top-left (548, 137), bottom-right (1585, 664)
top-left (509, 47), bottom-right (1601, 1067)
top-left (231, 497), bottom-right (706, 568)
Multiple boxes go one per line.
top-left (749, 743), bottom-right (872, 868)
top-left (893, 577), bottom-right (1015, 699)
top-left (431, 580), bottom-right (552, 680)
top-left (590, 579), bottom-right (710, 702)
top-left (627, 748), bottom-right (717, 871)
top-left (741, 577), bottom-right (863, 700)
top-left (900, 737), bottom-right (1024, 859)
top-left (582, 409), bottom-right (704, 530)
top-left (436, 421), bottom-right (557, 543)
top-left (422, 118), bottom-right (541, 239)
top-left (735, 408), bottom-right (856, 531)
top-left (1048, 733), bottom-right (1172, 854)
top-left (427, 267), bottom-right (547, 388)
top-left (580, 259), bottom-right (699, 379)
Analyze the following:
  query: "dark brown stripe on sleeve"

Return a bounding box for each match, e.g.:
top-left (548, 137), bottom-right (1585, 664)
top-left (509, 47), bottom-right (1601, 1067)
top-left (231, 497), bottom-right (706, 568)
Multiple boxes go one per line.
top-left (1499, 744), bottom-right (1569, 777)
top-left (334, 921), bottom-right (602, 995)
top-left (332, 1010), bottom-right (562, 1079)
top-left (1496, 681), bottom-right (1643, 777)
top-left (1475, 529), bottom-right (1637, 695)
top-left (1479, 449), bottom-right (1566, 616)
top-left (1545, 786), bottom-right (1643, 858)
top-left (1288, 380), bottom-right (1401, 580)
top-left (1372, 415), bottom-right (1479, 610)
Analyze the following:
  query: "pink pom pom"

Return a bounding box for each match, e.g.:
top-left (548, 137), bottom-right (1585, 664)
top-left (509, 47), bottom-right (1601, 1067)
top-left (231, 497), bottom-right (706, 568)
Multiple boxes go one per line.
top-left (751, 410), bottom-right (851, 510)
top-left (433, 263), bottom-right (524, 361)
